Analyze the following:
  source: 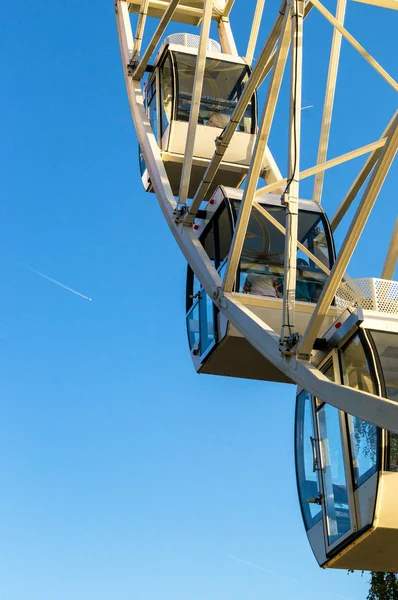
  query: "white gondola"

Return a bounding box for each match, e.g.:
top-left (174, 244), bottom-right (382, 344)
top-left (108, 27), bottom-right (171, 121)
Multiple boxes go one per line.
top-left (295, 300), bottom-right (398, 570)
top-left (186, 186), bottom-right (337, 381)
top-left (139, 34), bottom-right (276, 199)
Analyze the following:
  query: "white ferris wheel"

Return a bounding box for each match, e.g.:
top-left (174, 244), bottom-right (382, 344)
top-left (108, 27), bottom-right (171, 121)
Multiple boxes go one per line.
top-left (115, 0), bottom-right (398, 572)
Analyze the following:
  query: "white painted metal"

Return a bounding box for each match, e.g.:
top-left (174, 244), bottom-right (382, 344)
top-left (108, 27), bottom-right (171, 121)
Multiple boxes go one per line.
top-left (312, 0), bottom-right (346, 204)
top-left (178, 0), bottom-right (213, 206)
top-left (116, 0), bottom-right (398, 434)
top-left (330, 112), bottom-right (396, 231)
top-left (132, 0), bottom-right (150, 63)
top-left (309, 0), bottom-right (398, 92)
top-left (281, 0), bottom-right (303, 346)
top-left (245, 0), bottom-right (266, 66)
top-left (298, 115), bottom-right (398, 358)
top-left (223, 8), bottom-right (291, 293)
top-left (382, 219), bottom-right (398, 280)
top-left (133, 0), bottom-right (180, 80)
top-left (255, 138), bottom-right (387, 196)
top-left (352, 0), bottom-right (397, 8)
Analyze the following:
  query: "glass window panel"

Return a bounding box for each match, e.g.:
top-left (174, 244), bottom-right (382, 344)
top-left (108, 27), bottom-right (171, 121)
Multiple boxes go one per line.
top-left (160, 55), bottom-right (173, 136)
top-left (341, 335), bottom-right (378, 487)
top-left (199, 293), bottom-right (215, 356)
top-left (237, 204), bottom-right (330, 302)
top-left (174, 53), bottom-right (253, 132)
top-left (295, 391), bottom-right (322, 530)
top-left (147, 81), bottom-right (159, 141)
top-left (369, 330), bottom-right (398, 472)
top-left (186, 300), bottom-right (200, 350)
top-left (318, 404), bottom-right (351, 545)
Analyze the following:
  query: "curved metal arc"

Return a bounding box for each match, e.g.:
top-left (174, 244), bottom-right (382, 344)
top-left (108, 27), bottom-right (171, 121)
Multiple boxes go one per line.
top-left (223, 293), bottom-right (398, 433)
top-left (117, 0), bottom-right (398, 434)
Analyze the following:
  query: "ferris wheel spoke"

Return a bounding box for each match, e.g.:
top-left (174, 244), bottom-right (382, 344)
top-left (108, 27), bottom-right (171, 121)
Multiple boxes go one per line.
top-left (312, 0), bottom-right (346, 204)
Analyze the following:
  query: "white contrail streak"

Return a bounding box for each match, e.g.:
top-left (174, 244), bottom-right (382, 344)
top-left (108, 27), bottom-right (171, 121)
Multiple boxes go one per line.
top-left (21, 264), bottom-right (92, 302)
top-left (301, 104), bottom-right (314, 110)
top-left (225, 554), bottom-right (299, 583)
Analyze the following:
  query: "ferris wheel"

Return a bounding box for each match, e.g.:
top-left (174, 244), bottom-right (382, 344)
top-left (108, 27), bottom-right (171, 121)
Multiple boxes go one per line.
top-left (115, 0), bottom-right (398, 572)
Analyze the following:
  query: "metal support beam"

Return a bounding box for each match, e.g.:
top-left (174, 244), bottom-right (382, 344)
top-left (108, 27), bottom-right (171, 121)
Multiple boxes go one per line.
top-left (309, 0), bottom-right (398, 92)
top-left (218, 17), bottom-right (239, 55)
top-left (312, 0), bottom-right (346, 204)
top-left (330, 111), bottom-right (397, 232)
top-left (298, 114), bottom-right (398, 358)
top-left (133, 0), bottom-right (180, 80)
top-left (255, 137), bottom-right (387, 196)
top-left (281, 0), bottom-right (304, 347)
top-left (131, 0), bottom-right (150, 63)
top-left (246, 0), bottom-right (266, 66)
top-left (178, 0), bottom-right (213, 206)
top-left (382, 218), bottom-right (398, 280)
top-left (183, 2), bottom-right (287, 223)
top-left (118, 0), bottom-right (135, 62)
top-left (224, 0), bottom-right (236, 17)
top-left (223, 9), bottom-right (292, 293)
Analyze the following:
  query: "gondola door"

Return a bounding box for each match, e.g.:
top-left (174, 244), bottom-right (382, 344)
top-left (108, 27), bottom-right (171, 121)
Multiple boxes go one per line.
top-left (315, 353), bottom-right (357, 552)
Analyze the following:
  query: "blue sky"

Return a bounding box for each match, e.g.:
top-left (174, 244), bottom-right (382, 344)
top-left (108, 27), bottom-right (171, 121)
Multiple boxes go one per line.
top-left (0, 0), bottom-right (396, 599)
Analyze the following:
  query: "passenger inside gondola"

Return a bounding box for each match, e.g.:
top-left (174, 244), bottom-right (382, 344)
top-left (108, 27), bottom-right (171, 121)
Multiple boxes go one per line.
top-left (173, 53), bottom-right (254, 132)
top-left (239, 202), bottom-right (332, 302)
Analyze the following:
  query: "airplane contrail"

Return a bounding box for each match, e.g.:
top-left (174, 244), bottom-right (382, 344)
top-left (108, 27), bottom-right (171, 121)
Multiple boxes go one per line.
top-left (301, 104), bottom-right (314, 110)
top-left (20, 264), bottom-right (92, 302)
top-left (225, 554), bottom-right (299, 583)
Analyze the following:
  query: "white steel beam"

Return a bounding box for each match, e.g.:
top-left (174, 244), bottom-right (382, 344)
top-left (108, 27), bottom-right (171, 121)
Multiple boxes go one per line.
top-left (224, 0), bottom-right (236, 16)
top-left (133, 0), bottom-right (180, 80)
top-left (382, 218), bottom-right (398, 280)
top-left (178, 0), bottom-right (213, 206)
top-left (352, 0), bottom-right (398, 9)
top-left (218, 17), bottom-right (239, 55)
top-left (224, 293), bottom-right (398, 433)
top-left (309, 0), bottom-right (398, 92)
top-left (298, 114), bottom-right (398, 358)
top-left (117, 0), bottom-right (398, 435)
top-left (116, 0), bottom-right (222, 299)
top-left (184, 2), bottom-right (287, 223)
top-left (312, 0), bottom-right (346, 204)
top-left (255, 137), bottom-right (387, 196)
top-left (330, 111), bottom-right (397, 231)
top-left (281, 0), bottom-right (304, 346)
top-left (223, 9), bottom-right (292, 293)
top-left (118, 0), bottom-right (135, 62)
top-left (245, 0), bottom-right (266, 66)
top-left (131, 0), bottom-right (150, 63)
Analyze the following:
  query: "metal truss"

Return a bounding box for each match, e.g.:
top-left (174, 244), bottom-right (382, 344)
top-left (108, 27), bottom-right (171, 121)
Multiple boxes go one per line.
top-left (115, 0), bottom-right (398, 432)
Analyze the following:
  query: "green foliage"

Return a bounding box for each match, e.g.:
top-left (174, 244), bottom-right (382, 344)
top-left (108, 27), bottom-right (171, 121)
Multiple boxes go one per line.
top-left (349, 571), bottom-right (398, 599)
top-left (366, 572), bottom-right (398, 600)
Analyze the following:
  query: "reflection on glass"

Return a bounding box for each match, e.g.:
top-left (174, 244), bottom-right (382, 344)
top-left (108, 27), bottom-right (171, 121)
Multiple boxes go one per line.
top-left (341, 335), bottom-right (378, 486)
top-left (160, 55), bottom-right (173, 136)
top-left (238, 204), bottom-right (331, 302)
top-left (369, 330), bottom-right (398, 471)
top-left (186, 300), bottom-right (200, 350)
top-left (147, 80), bottom-right (158, 141)
top-left (295, 391), bottom-right (322, 530)
top-left (199, 292), bottom-right (215, 356)
top-left (318, 404), bottom-right (351, 545)
top-left (174, 53), bottom-right (253, 132)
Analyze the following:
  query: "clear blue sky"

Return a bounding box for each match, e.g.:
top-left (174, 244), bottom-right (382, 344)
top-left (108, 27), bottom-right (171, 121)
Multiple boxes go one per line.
top-left (0, 1), bottom-right (396, 599)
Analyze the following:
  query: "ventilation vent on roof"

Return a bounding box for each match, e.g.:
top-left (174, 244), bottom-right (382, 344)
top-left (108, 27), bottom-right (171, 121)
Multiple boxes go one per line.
top-left (164, 33), bottom-right (221, 53)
